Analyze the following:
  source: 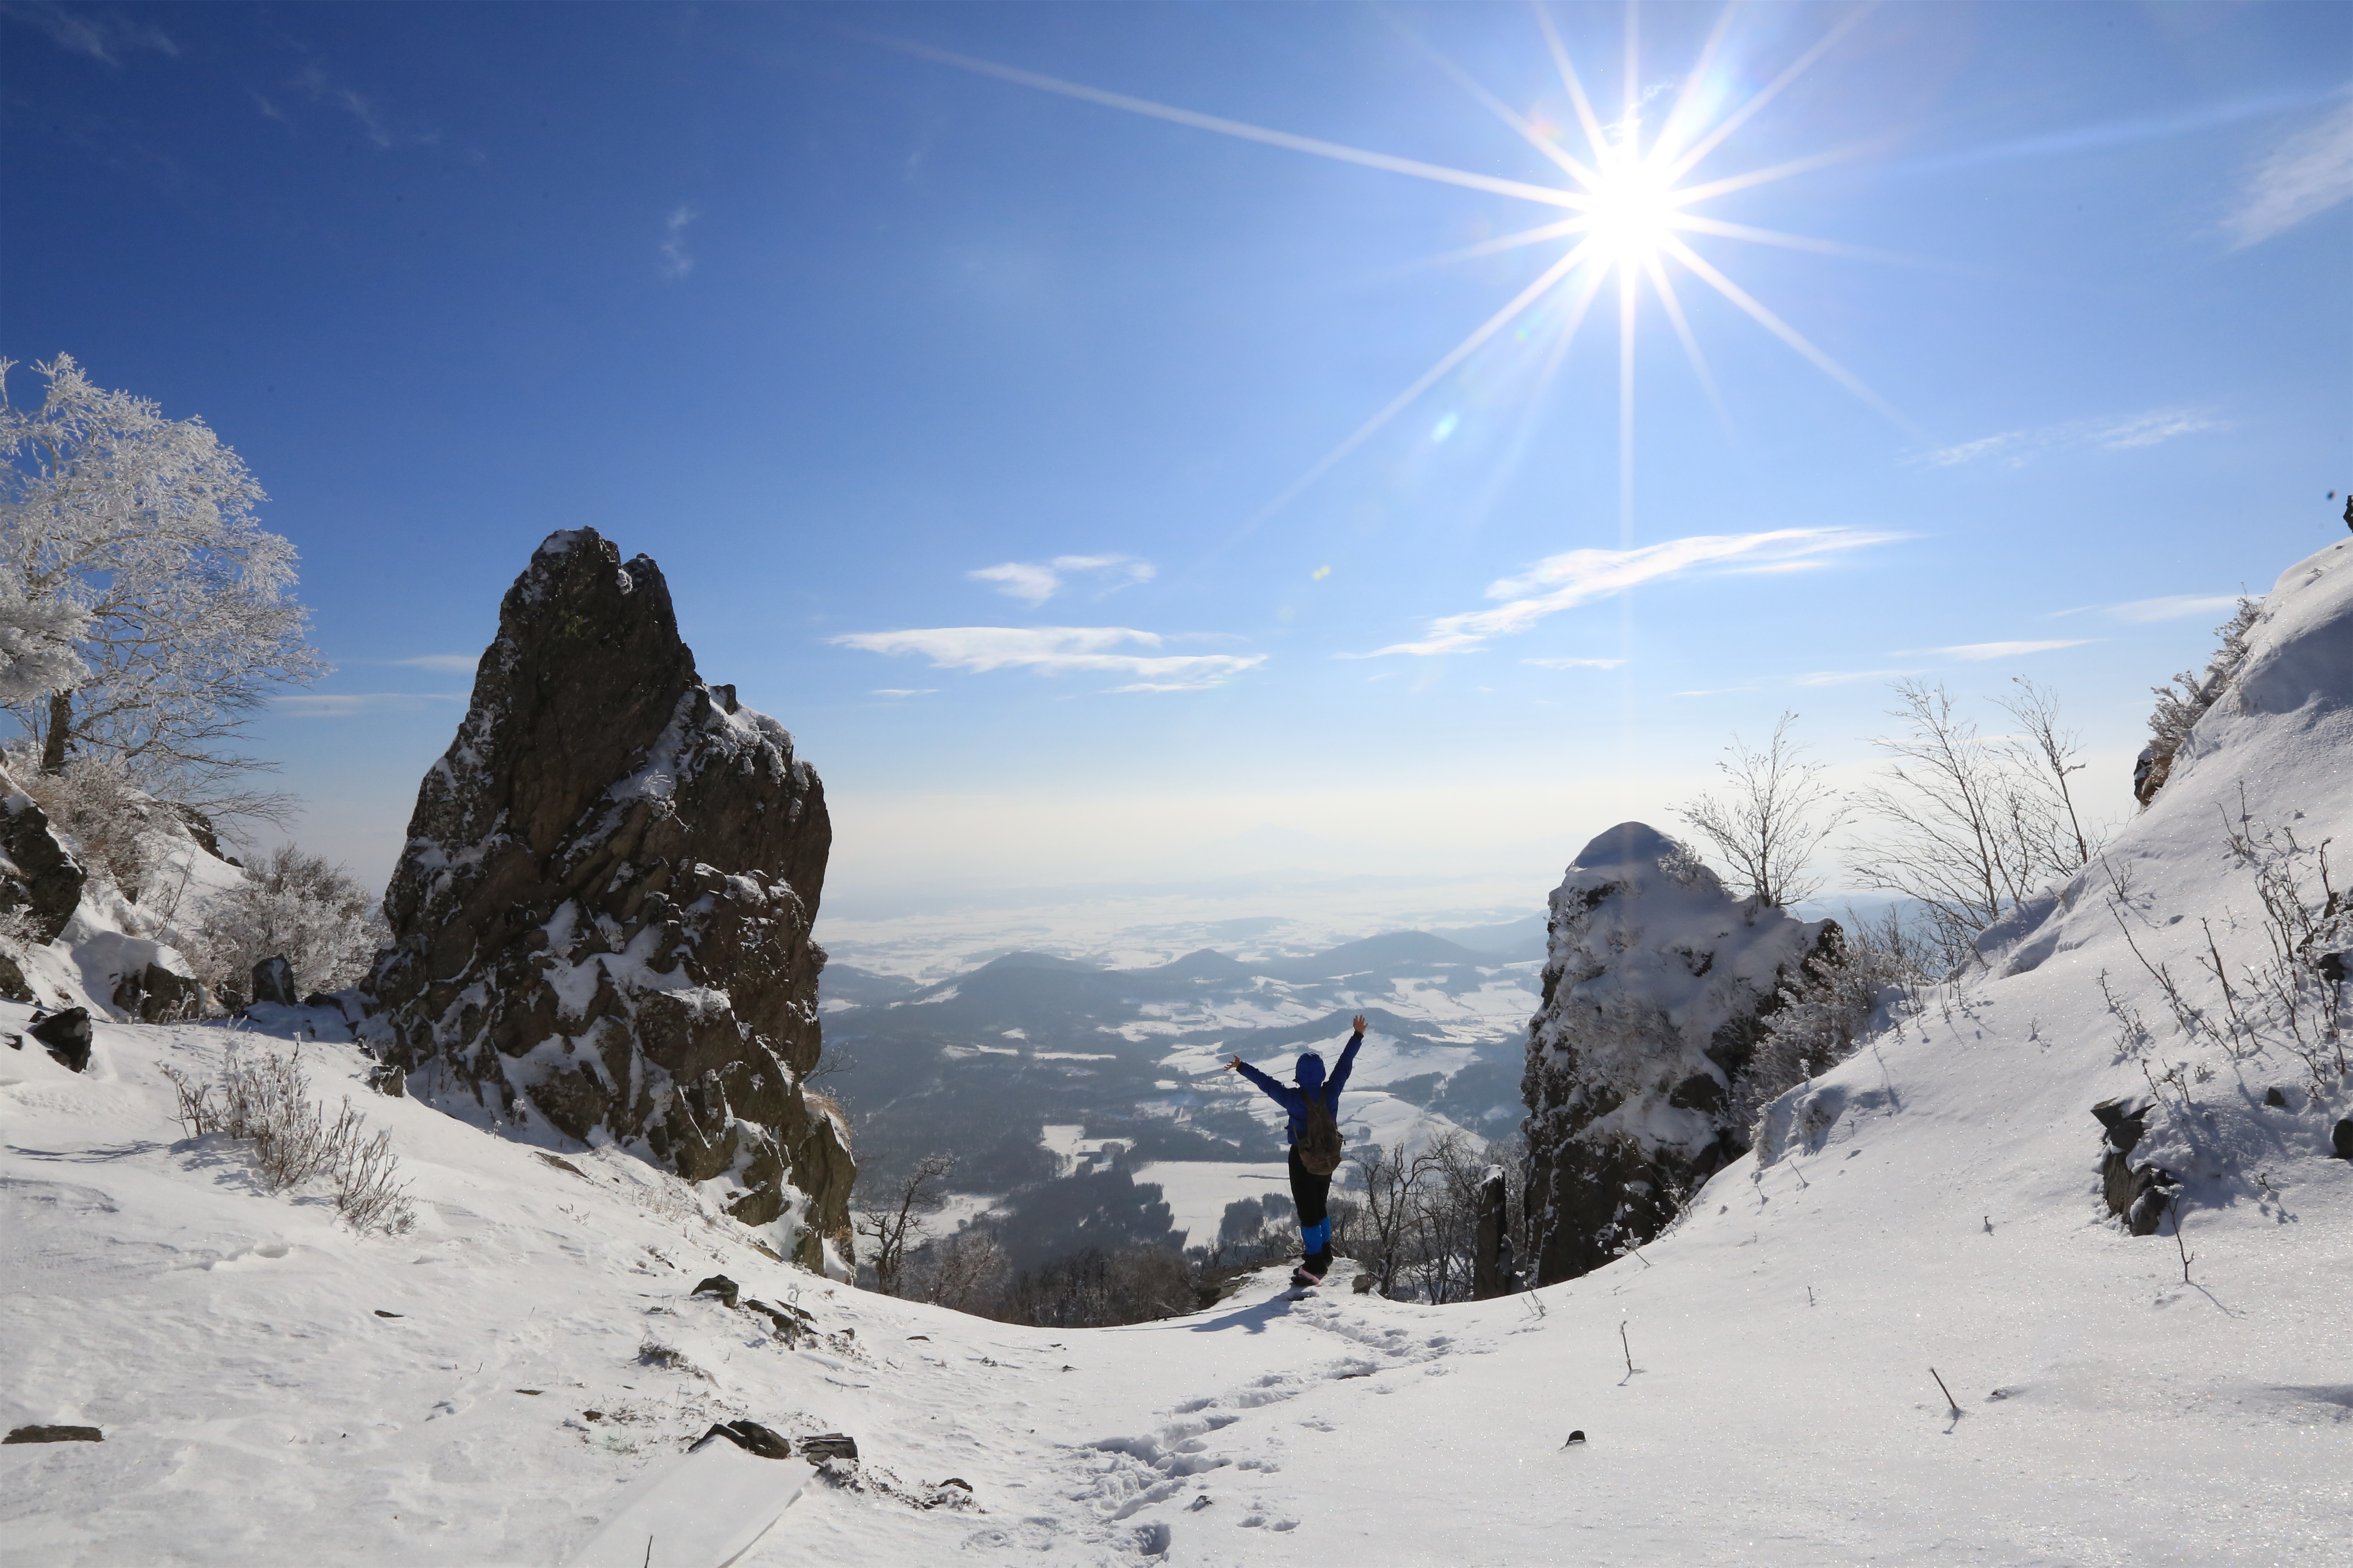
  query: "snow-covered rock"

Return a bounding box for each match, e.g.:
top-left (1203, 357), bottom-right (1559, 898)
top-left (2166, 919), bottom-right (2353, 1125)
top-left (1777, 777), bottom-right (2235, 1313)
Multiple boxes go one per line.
top-left (1521, 822), bottom-right (1836, 1284)
top-left (363, 529), bottom-right (852, 1270)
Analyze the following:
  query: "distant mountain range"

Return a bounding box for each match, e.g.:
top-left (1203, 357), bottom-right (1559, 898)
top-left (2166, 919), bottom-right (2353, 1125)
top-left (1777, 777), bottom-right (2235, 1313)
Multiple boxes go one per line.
top-left (820, 928), bottom-right (1544, 1200)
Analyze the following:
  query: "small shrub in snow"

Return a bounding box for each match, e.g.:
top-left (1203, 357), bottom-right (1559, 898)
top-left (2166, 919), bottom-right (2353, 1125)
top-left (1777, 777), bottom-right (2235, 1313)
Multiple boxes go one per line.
top-left (2137, 597), bottom-right (2262, 807)
top-left (160, 1043), bottom-right (415, 1234)
top-left (1735, 909), bottom-right (1931, 1133)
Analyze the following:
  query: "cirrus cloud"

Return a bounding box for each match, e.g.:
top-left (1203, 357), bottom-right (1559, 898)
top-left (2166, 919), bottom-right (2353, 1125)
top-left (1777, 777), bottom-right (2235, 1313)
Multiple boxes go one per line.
top-left (969, 554), bottom-right (1156, 606)
top-left (832, 625), bottom-right (1261, 693)
top-left (1898, 639), bottom-right (2097, 661)
top-left (1357, 528), bottom-right (1905, 658)
top-left (2225, 97), bottom-right (2353, 249)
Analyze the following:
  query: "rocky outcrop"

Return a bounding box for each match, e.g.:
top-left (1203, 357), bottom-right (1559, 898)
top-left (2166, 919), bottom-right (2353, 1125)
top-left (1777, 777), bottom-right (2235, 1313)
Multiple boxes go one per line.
top-left (363, 528), bottom-right (852, 1270)
top-left (0, 767), bottom-right (86, 1001)
top-left (2091, 1098), bottom-right (2179, 1235)
top-left (1521, 822), bottom-right (1838, 1286)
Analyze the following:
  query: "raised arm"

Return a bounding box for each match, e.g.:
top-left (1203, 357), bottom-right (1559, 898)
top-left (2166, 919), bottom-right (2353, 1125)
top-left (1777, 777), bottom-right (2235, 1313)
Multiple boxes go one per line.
top-left (1325, 1014), bottom-right (1367, 1098)
top-left (1229, 1056), bottom-right (1303, 1115)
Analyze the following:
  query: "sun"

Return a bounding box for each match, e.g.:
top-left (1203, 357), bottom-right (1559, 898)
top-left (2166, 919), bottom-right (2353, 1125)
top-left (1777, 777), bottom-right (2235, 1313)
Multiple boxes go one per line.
top-left (1583, 153), bottom-right (1679, 269)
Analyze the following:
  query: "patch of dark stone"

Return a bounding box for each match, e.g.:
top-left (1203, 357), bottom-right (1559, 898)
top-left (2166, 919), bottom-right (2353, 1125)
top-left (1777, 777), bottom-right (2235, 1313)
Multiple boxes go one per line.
top-left (2091, 1098), bottom-right (2180, 1235)
top-left (690, 1273), bottom-right (814, 1346)
top-left (373, 1310), bottom-right (404, 1319)
top-left (799, 1433), bottom-right (857, 1462)
top-left (537, 1152), bottom-right (589, 1178)
top-left (5, 1425), bottom-right (102, 1444)
top-left (692, 1420), bottom-right (794, 1461)
top-left (27, 1007), bottom-right (91, 1073)
top-left (2334, 1119), bottom-right (2353, 1163)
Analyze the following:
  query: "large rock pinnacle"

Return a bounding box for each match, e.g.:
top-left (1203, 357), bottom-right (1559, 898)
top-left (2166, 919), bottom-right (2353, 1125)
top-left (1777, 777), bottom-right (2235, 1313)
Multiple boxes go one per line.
top-left (365, 528), bottom-right (852, 1269)
top-left (1521, 822), bottom-right (1838, 1286)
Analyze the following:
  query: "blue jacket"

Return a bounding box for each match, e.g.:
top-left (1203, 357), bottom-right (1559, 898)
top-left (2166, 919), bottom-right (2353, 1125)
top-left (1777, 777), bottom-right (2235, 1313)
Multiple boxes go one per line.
top-left (1236, 1030), bottom-right (1362, 1146)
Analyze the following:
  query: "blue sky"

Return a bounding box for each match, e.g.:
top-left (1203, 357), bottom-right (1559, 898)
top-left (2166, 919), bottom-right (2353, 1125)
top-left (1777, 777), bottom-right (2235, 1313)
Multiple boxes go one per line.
top-left (5, 2), bottom-right (2348, 920)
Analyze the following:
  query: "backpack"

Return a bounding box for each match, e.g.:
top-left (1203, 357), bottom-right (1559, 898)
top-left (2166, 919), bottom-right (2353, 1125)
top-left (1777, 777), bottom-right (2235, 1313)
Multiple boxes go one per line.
top-left (1296, 1094), bottom-right (1344, 1176)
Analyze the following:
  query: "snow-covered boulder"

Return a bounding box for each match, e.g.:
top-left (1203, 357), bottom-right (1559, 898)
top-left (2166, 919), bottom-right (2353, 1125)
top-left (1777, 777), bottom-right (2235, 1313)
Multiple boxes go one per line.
top-left (1521, 822), bottom-right (1837, 1284)
top-left (363, 528), bottom-right (852, 1270)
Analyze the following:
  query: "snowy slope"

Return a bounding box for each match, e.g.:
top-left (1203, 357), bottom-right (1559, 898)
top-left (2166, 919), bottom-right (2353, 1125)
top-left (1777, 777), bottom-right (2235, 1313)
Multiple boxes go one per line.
top-left (5, 543), bottom-right (2352, 1565)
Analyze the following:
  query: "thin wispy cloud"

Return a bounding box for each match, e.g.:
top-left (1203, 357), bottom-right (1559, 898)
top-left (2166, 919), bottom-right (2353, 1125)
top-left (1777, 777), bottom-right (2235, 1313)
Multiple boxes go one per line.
top-left (1523, 656), bottom-right (1628, 670)
top-left (833, 626), bottom-right (1261, 693)
top-left (660, 206), bottom-right (697, 279)
top-left (1899, 639), bottom-right (2097, 661)
top-left (0, 2), bottom-right (176, 65)
top-left (1359, 528), bottom-right (1904, 658)
top-left (2051, 592), bottom-right (2249, 620)
top-left (1926, 408), bottom-right (2224, 468)
top-left (291, 61), bottom-right (435, 149)
top-left (871, 688), bottom-right (937, 698)
top-left (381, 653), bottom-right (479, 672)
top-left (1792, 668), bottom-right (1919, 687)
top-left (277, 692), bottom-right (467, 719)
top-left (968, 554), bottom-right (1156, 606)
top-left (2226, 98), bottom-right (2353, 249)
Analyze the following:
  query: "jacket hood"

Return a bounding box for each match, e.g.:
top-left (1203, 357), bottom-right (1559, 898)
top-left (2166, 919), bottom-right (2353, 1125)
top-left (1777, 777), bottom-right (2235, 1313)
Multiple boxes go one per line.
top-left (1294, 1052), bottom-right (1326, 1095)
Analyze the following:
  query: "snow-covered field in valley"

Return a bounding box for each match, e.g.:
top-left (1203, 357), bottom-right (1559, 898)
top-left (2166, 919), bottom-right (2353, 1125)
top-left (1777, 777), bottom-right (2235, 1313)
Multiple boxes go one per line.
top-left (6, 540), bottom-right (2353, 1565)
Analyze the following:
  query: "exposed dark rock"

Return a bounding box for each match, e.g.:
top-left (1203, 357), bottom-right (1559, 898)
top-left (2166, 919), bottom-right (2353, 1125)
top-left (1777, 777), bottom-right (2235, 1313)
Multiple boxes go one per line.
top-left (115, 961), bottom-right (201, 1023)
top-left (373, 1310), bottom-right (403, 1318)
top-left (2264, 1086), bottom-right (2289, 1109)
top-left (362, 528), bottom-right (852, 1269)
top-left (799, 1432), bottom-right (858, 1462)
top-left (1471, 1165), bottom-right (1511, 1300)
top-left (692, 1419), bottom-right (793, 1460)
top-left (691, 1274), bottom-right (740, 1309)
top-left (1521, 823), bottom-right (1840, 1286)
top-left (2124, 1167), bottom-right (2180, 1235)
top-left (250, 957), bottom-right (296, 1007)
top-left (2334, 1119), bottom-right (2353, 1162)
top-left (2089, 1099), bottom-right (2181, 1233)
top-left (940, 1477), bottom-right (972, 1491)
top-left (366, 1063), bottom-right (406, 1098)
top-left (536, 1151), bottom-right (586, 1177)
top-left (746, 1296), bottom-right (813, 1345)
top-left (0, 766), bottom-right (87, 951)
top-left (29, 1006), bottom-right (91, 1072)
top-left (5, 1424), bottom-right (102, 1443)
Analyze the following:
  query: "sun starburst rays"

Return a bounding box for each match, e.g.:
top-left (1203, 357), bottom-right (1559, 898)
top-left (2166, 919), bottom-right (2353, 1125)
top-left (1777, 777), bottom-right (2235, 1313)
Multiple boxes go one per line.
top-left (860, 3), bottom-right (1906, 539)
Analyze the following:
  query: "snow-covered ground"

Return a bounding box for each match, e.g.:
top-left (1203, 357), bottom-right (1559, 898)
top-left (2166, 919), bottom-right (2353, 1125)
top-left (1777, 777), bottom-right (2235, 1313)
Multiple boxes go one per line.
top-left (1128, 1160), bottom-right (1293, 1244)
top-left (6, 543), bottom-right (2353, 1563)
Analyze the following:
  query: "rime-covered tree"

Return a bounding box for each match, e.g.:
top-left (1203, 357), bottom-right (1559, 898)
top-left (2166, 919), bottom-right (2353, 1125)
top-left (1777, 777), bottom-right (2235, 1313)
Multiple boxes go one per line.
top-left (0, 356), bottom-right (324, 822)
top-left (181, 845), bottom-right (389, 1003)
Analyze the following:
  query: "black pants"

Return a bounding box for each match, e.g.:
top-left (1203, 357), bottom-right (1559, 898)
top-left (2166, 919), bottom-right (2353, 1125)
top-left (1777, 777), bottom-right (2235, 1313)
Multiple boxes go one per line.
top-left (1287, 1146), bottom-right (1332, 1272)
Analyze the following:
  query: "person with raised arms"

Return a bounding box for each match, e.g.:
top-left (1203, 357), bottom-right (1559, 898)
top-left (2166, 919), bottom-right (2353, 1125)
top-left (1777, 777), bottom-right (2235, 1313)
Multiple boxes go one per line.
top-left (1226, 1013), bottom-right (1365, 1288)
